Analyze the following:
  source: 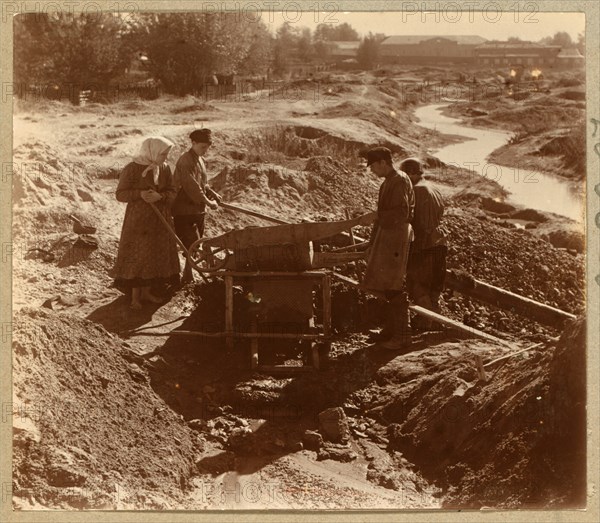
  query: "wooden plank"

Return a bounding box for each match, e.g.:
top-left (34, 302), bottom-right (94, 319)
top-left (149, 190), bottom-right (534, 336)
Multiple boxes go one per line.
top-left (345, 208), bottom-right (356, 245)
top-left (224, 275), bottom-right (234, 349)
top-left (410, 305), bottom-right (513, 348)
top-left (332, 241), bottom-right (370, 253)
top-left (222, 270), bottom-right (325, 278)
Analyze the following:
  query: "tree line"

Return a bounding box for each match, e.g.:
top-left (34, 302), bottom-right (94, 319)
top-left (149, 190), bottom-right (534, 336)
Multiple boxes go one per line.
top-left (14, 13), bottom-right (382, 97)
top-left (14, 12), bottom-right (584, 99)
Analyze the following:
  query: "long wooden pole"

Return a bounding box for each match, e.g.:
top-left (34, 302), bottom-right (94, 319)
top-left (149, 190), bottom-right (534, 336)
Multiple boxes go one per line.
top-left (148, 201), bottom-right (209, 283)
top-left (445, 271), bottom-right (576, 327)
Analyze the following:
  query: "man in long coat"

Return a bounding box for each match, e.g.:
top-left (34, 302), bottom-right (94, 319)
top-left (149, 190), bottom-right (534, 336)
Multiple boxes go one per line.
top-left (363, 147), bottom-right (415, 350)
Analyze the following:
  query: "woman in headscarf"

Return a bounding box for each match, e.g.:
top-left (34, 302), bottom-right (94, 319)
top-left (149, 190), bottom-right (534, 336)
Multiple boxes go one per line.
top-left (113, 136), bottom-right (180, 309)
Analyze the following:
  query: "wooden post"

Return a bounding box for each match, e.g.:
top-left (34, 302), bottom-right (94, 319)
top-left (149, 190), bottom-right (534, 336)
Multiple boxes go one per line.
top-left (322, 273), bottom-right (332, 338)
top-left (224, 275), bottom-right (234, 349)
top-left (345, 209), bottom-right (355, 245)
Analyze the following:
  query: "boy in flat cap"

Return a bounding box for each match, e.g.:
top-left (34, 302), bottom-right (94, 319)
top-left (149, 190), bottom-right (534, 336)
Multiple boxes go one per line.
top-left (401, 157), bottom-right (447, 330)
top-left (363, 147), bottom-right (415, 350)
top-left (172, 129), bottom-right (222, 283)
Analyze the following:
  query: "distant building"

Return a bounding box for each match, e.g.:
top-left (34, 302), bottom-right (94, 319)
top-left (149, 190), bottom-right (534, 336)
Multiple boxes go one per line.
top-left (556, 47), bottom-right (585, 68)
top-left (474, 41), bottom-right (561, 67)
top-left (323, 40), bottom-right (361, 63)
top-left (379, 35), bottom-right (487, 64)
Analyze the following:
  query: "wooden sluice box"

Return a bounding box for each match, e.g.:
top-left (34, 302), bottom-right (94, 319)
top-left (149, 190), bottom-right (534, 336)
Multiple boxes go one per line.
top-left (187, 212), bottom-right (376, 372)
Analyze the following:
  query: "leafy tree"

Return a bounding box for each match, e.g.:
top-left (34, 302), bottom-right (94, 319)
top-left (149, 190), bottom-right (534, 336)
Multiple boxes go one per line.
top-left (357, 32), bottom-right (384, 69)
top-left (238, 23), bottom-right (273, 76)
top-left (272, 22), bottom-right (303, 75)
top-left (297, 28), bottom-right (314, 62)
top-left (14, 13), bottom-right (129, 90)
top-left (314, 22), bottom-right (359, 41)
top-left (134, 13), bottom-right (272, 94)
top-left (539, 31), bottom-right (574, 48)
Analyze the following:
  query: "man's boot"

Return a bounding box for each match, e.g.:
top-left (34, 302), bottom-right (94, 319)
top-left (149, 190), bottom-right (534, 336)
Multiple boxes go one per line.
top-left (380, 294), bottom-right (412, 351)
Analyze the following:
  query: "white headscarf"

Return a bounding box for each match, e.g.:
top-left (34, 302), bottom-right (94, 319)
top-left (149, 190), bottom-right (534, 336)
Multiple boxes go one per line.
top-left (133, 136), bottom-right (175, 185)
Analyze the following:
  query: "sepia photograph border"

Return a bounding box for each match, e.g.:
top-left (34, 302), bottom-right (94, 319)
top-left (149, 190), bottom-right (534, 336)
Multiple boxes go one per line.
top-left (0, 0), bottom-right (598, 522)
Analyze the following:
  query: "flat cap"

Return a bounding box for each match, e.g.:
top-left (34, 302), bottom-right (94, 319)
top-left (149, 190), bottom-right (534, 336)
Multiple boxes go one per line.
top-left (399, 157), bottom-right (424, 176)
top-left (366, 146), bottom-right (392, 166)
top-left (190, 128), bottom-right (212, 144)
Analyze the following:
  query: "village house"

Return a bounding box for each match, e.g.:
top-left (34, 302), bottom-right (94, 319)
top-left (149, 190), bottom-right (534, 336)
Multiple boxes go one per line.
top-left (379, 35), bottom-right (487, 64)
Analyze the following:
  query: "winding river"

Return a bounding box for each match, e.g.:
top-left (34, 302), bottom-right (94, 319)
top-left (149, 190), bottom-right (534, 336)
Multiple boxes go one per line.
top-left (414, 104), bottom-right (584, 223)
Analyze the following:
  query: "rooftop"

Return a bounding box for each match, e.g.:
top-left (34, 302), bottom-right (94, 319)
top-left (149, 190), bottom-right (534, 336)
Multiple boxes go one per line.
top-left (557, 47), bottom-right (585, 58)
top-left (477, 41), bottom-right (561, 49)
top-left (326, 41), bottom-right (361, 50)
top-left (381, 35), bottom-right (487, 46)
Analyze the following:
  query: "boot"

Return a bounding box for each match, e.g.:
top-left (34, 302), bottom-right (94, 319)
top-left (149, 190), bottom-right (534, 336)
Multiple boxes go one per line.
top-left (380, 294), bottom-right (412, 351)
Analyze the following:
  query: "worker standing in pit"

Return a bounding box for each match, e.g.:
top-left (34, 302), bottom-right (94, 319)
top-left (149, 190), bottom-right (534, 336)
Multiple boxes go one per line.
top-left (362, 147), bottom-right (415, 350)
top-left (172, 129), bottom-right (222, 283)
top-left (401, 157), bottom-right (447, 330)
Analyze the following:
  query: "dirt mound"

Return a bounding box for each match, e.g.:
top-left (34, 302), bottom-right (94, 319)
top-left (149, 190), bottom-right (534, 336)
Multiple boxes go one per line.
top-left (320, 100), bottom-right (415, 143)
top-left (170, 97), bottom-right (217, 114)
top-left (12, 308), bottom-right (203, 509)
top-left (440, 206), bottom-right (584, 336)
top-left (12, 140), bottom-right (98, 208)
top-left (347, 321), bottom-right (585, 508)
top-left (211, 158), bottom-right (379, 224)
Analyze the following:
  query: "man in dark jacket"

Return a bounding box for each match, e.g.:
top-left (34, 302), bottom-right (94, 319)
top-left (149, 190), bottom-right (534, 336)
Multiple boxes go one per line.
top-left (401, 157), bottom-right (447, 329)
top-left (172, 129), bottom-right (222, 283)
top-left (363, 147), bottom-right (415, 350)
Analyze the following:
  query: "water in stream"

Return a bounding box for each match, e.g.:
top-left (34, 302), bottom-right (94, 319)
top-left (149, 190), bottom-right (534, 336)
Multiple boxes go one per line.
top-left (414, 104), bottom-right (584, 222)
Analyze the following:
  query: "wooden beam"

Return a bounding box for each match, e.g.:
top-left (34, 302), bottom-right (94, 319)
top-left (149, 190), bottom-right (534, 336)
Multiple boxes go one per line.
top-left (410, 305), bottom-right (514, 348)
top-left (445, 270), bottom-right (576, 327)
top-left (132, 330), bottom-right (324, 340)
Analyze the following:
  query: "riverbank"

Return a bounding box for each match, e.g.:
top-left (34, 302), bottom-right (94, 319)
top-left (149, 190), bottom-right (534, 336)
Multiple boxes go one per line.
top-left (437, 77), bottom-right (585, 183)
top-left (414, 103), bottom-right (584, 224)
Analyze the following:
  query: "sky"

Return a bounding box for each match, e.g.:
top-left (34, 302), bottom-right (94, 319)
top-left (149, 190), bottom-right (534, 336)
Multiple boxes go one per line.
top-left (261, 10), bottom-right (585, 42)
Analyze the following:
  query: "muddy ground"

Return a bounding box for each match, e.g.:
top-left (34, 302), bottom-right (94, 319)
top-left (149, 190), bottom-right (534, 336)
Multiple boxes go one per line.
top-left (11, 65), bottom-right (587, 510)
